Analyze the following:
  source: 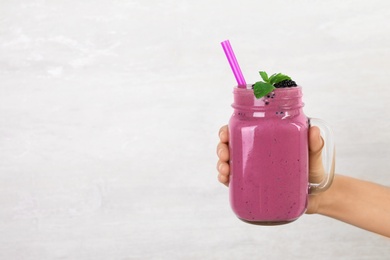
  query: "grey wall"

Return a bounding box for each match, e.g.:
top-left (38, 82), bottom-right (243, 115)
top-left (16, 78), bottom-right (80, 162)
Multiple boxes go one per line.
top-left (1, 0), bottom-right (389, 259)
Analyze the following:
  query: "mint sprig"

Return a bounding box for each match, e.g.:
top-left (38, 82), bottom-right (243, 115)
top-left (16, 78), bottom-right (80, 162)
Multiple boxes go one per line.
top-left (253, 71), bottom-right (292, 99)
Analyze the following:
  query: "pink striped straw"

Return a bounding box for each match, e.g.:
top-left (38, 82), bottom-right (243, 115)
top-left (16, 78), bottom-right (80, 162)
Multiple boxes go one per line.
top-left (221, 40), bottom-right (246, 88)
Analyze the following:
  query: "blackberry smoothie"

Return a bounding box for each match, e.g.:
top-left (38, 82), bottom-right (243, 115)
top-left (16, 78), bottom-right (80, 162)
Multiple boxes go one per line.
top-left (229, 85), bottom-right (309, 225)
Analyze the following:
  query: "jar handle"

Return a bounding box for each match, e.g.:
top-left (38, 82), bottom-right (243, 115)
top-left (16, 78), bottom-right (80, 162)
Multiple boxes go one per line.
top-left (308, 118), bottom-right (336, 194)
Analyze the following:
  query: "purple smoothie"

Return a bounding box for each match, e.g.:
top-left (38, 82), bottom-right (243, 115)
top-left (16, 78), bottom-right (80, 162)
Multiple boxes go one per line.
top-left (229, 85), bottom-right (309, 225)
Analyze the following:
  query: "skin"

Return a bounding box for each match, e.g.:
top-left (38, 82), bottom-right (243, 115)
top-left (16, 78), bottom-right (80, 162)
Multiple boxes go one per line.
top-left (217, 125), bottom-right (390, 238)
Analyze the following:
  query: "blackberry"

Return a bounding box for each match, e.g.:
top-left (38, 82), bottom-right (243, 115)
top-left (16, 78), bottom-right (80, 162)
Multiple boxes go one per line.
top-left (274, 80), bottom-right (297, 88)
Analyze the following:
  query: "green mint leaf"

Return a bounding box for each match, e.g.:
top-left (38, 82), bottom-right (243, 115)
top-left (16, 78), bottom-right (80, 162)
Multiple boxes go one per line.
top-left (253, 71), bottom-right (294, 99)
top-left (259, 71), bottom-right (269, 83)
top-left (269, 73), bottom-right (291, 85)
top-left (268, 73), bottom-right (277, 83)
top-left (253, 82), bottom-right (275, 99)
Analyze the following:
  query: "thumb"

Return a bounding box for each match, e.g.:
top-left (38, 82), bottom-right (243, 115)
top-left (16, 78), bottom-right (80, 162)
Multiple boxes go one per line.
top-left (309, 126), bottom-right (325, 183)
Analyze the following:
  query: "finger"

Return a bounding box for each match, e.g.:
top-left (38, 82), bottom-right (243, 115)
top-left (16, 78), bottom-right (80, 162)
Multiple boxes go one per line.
top-left (308, 126), bottom-right (325, 183)
top-left (219, 125), bottom-right (229, 143)
top-left (309, 126), bottom-right (324, 154)
top-left (218, 173), bottom-right (229, 186)
top-left (216, 142), bottom-right (230, 162)
top-left (217, 160), bottom-right (230, 176)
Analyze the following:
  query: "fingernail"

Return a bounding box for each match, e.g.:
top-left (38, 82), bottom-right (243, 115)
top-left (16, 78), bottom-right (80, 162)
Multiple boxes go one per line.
top-left (218, 149), bottom-right (223, 157)
top-left (218, 162), bottom-right (224, 171)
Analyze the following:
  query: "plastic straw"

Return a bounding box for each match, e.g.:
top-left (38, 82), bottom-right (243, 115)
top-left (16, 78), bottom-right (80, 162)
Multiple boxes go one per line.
top-left (221, 40), bottom-right (246, 88)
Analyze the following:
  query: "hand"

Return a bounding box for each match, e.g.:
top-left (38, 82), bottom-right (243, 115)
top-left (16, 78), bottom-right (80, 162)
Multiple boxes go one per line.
top-left (216, 125), bottom-right (230, 186)
top-left (216, 125), bottom-right (326, 214)
top-left (307, 125), bottom-right (326, 214)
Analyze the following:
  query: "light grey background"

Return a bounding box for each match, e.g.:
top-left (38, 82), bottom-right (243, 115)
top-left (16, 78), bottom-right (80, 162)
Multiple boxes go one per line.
top-left (1, 0), bottom-right (390, 259)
